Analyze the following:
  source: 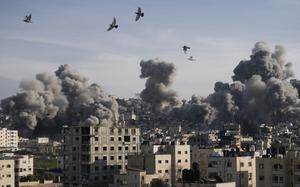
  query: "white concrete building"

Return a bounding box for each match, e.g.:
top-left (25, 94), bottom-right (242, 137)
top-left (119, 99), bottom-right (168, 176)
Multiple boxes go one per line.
top-left (0, 128), bottom-right (18, 150)
top-left (14, 155), bottom-right (34, 179)
top-left (0, 158), bottom-right (15, 187)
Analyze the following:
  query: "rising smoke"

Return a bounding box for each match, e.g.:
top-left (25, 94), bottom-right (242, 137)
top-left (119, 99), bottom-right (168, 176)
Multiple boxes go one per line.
top-left (1, 64), bottom-right (119, 137)
top-left (139, 42), bottom-right (300, 134)
top-left (1, 42), bottom-right (300, 137)
top-left (139, 59), bottom-right (182, 113)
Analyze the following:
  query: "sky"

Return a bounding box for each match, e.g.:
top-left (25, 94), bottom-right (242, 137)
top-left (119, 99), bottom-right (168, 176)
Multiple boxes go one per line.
top-left (0, 0), bottom-right (300, 99)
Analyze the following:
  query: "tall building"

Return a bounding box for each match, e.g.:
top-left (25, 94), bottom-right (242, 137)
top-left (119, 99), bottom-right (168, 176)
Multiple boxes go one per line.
top-left (0, 158), bottom-right (15, 187)
top-left (0, 128), bottom-right (18, 150)
top-left (61, 124), bottom-right (140, 187)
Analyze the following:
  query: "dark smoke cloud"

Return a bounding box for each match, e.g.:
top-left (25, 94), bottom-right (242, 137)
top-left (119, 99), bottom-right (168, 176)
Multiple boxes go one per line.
top-left (139, 59), bottom-right (182, 113)
top-left (171, 95), bottom-right (216, 124)
top-left (207, 82), bottom-right (239, 122)
top-left (1, 64), bottom-right (119, 137)
top-left (233, 42), bottom-right (294, 83)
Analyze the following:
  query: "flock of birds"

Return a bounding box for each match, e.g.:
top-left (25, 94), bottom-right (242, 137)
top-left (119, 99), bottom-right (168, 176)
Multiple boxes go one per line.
top-left (23, 7), bottom-right (196, 62)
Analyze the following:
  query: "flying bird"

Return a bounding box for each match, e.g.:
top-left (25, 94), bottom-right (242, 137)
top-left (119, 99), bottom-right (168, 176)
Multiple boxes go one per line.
top-left (24, 14), bottom-right (32, 23)
top-left (107, 17), bottom-right (118, 31)
top-left (135, 7), bottom-right (144, 21)
top-left (182, 45), bottom-right (190, 54)
top-left (187, 56), bottom-right (196, 61)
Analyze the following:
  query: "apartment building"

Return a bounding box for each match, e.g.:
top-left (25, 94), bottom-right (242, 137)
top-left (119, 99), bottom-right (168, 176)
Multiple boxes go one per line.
top-left (61, 124), bottom-right (140, 187)
top-left (14, 155), bottom-right (34, 180)
top-left (0, 158), bottom-right (15, 187)
top-left (207, 155), bottom-right (256, 187)
top-left (0, 128), bottom-right (18, 150)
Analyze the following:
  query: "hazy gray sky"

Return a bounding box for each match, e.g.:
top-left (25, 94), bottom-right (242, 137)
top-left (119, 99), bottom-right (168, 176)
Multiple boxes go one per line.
top-left (0, 0), bottom-right (300, 99)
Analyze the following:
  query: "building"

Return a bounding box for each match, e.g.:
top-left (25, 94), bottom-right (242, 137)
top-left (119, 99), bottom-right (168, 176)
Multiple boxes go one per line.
top-left (61, 124), bottom-right (140, 187)
top-left (0, 128), bottom-right (18, 151)
top-left (14, 155), bottom-right (34, 181)
top-left (175, 182), bottom-right (236, 187)
top-left (19, 137), bottom-right (61, 156)
top-left (0, 158), bottom-right (15, 187)
top-left (207, 154), bottom-right (256, 187)
top-left (125, 142), bottom-right (190, 187)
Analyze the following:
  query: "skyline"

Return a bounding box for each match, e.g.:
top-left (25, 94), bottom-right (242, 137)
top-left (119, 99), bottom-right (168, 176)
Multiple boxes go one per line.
top-left (0, 0), bottom-right (300, 99)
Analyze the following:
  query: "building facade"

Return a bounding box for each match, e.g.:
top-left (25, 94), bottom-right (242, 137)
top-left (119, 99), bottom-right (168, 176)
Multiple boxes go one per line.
top-left (0, 128), bottom-right (18, 150)
top-left (61, 124), bottom-right (140, 187)
top-left (0, 159), bottom-right (15, 187)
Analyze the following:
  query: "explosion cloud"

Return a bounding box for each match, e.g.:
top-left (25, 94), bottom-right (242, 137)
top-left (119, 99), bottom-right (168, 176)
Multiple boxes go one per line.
top-left (1, 64), bottom-right (119, 137)
top-left (139, 59), bottom-right (182, 113)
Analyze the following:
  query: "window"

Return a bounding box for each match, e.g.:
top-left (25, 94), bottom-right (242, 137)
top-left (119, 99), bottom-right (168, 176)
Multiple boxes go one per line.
top-left (227, 162), bottom-right (232, 167)
top-left (103, 176), bottom-right (107, 180)
top-left (259, 163), bottom-right (264, 169)
top-left (279, 176), bottom-right (284, 183)
top-left (118, 146), bottom-right (122, 151)
top-left (158, 160), bottom-right (162, 164)
top-left (133, 137), bottom-right (136, 141)
top-left (165, 160), bottom-right (169, 163)
top-left (125, 156), bottom-right (128, 160)
top-left (259, 176), bottom-right (264, 181)
top-left (72, 147), bottom-right (76, 151)
top-left (178, 151), bottom-right (181, 154)
top-left (118, 156), bottom-right (122, 160)
top-left (133, 146), bottom-right (136, 151)
top-left (178, 159), bottom-right (181, 163)
top-left (72, 166), bottom-right (76, 170)
top-left (110, 146), bottom-right (114, 151)
top-left (6, 165), bottom-right (11, 168)
top-left (95, 137), bottom-right (98, 141)
top-left (75, 137), bottom-right (79, 141)
top-left (118, 165), bottom-right (122, 169)
top-left (125, 146), bottom-right (129, 151)
top-left (165, 170), bottom-right (169, 173)
top-left (248, 162), bottom-right (252, 167)
top-left (185, 159), bottom-right (188, 162)
top-left (274, 164), bottom-right (283, 170)
top-left (158, 170), bottom-right (162, 173)
top-left (124, 136), bottom-right (130, 142)
top-left (110, 156), bottom-right (114, 160)
top-left (95, 147), bottom-right (99, 151)
top-left (110, 137), bottom-right (114, 141)
top-left (94, 176), bottom-right (99, 180)
top-left (103, 147), bottom-right (107, 151)
top-left (240, 162), bottom-right (244, 167)
top-left (110, 166), bottom-right (114, 170)
top-left (103, 156), bottom-right (107, 161)
top-left (118, 137), bottom-right (122, 141)
top-left (95, 156), bottom-right (98, 160)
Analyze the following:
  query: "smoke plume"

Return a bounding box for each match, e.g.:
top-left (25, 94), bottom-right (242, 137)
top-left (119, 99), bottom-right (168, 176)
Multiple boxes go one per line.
top-left (139, 59), bottom-right (182, 113)
top-left (1, 64), bottom-right (119, 137)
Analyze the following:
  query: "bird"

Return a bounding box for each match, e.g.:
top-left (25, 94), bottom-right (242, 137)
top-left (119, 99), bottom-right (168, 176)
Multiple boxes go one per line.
top-left (24, 14), bottom-right (32, 23)
top-left (187, 56), bottom-right (196, 61)
top-left (107, 17), bottom-right (118, 31)
top-left (182, 45), bottom-right (190, 54)
top-left (135, 7), bottom-right (144, 21)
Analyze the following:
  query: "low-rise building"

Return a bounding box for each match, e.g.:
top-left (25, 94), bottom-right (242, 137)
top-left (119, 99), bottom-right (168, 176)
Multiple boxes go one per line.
top-left (0, 158), bottom-right (15, 187)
